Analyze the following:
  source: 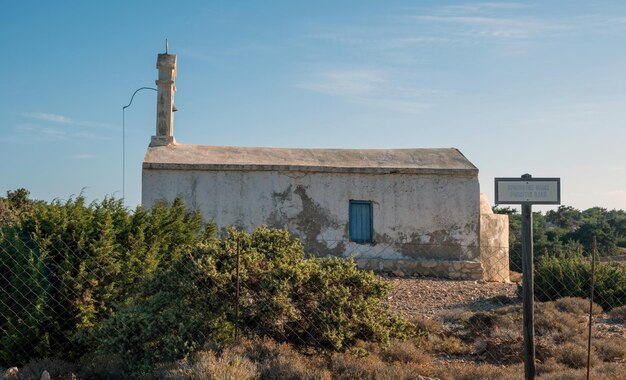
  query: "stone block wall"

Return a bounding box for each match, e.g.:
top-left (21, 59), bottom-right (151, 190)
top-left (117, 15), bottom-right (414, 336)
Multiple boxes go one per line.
top-left (479, 194), bottom-right (510, 282)
top-left (355, 258), bottom-right (484, 280)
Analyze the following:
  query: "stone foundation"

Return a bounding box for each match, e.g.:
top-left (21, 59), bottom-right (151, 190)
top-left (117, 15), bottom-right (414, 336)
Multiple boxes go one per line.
top-left (355, 258), bottom-right (484, 280)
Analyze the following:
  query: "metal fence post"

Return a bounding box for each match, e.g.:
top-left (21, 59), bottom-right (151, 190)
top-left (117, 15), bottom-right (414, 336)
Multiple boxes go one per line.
top-left (235, 236), bottom-right (241, 339)
top-left (586, 236), bottom-right (597, 380)
top-left (521, 201), bottom-right (536, 379)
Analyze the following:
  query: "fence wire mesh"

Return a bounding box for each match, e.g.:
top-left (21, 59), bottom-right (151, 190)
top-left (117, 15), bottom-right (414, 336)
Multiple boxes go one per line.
top-left (1, 227), bottom-right (625, 379)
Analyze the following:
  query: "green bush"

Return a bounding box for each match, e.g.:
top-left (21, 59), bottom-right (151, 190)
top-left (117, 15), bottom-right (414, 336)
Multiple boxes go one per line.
top-left (2, 190), bottom-right (410, 372)
top-left (0, 229), bottom-right (50, 365)
top-left (535, 254), bottom-right (626, 310)
top-left (0, 192), bottom-right (213, 366)
top-left (97, 227), bottom-right (412, 373)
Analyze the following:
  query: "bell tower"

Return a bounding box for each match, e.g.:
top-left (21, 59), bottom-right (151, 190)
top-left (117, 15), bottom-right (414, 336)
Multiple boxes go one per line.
top-left (151, 42), bottom-right (177, 146)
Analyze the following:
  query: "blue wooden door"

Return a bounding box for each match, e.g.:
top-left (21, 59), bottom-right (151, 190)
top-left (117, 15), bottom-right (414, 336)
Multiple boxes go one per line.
top-left (349, 201), bottom-right (372, 243)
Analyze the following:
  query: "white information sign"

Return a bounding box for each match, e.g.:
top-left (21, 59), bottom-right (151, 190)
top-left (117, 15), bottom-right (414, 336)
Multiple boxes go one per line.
top-left (495, 177), bottom-right (561, 205)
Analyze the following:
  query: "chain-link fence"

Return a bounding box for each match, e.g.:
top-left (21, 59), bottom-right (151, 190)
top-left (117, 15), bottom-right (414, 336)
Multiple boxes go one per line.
top-left (465, 244), bottom-right (625, 377)
top-left (1, 228), bottom-right (625, 379)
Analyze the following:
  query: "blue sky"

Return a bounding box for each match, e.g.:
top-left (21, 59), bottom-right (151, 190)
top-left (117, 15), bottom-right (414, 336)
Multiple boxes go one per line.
top-left (2, 1), bottom-right (626, 211)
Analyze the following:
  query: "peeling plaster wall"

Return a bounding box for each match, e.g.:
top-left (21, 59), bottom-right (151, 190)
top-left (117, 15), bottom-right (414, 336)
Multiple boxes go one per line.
top-left (479, 193), bottom-right (510, 282)
top-left (143, 169), bottom-right (480, 263)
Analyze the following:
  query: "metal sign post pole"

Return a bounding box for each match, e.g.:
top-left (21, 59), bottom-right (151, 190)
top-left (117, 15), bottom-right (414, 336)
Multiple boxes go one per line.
top-left (495, 173), bottom-right (560, 380)
top-left (521, 200), bottom-right (536, 379)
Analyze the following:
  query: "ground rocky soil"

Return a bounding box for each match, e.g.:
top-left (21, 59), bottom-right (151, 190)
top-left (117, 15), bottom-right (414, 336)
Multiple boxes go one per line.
top-left (384, 274), bottom-right (626, 340)
top-left (385, 275), bottom-right (519, 319)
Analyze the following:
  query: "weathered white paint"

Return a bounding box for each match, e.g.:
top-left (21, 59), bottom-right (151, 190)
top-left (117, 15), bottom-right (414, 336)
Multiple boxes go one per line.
top-left (142, 169), bottom-right (480, 262)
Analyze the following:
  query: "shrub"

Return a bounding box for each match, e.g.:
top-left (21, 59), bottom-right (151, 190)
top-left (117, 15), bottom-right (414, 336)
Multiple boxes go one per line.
top-left (380, 339), bottom-right (429, 364)
top-left (537, 367), bottom-right (585, 380)
top-left (594, 337), bottom-right (626, 361)
top-left (0, 194), bottom-right (213, 366)
top-left (161, 349), bottom-right (258, 380)
top-left (434, 362), bottom-right (512, 380)
top-left (591, 363), bottom-right (626, 379)
top-left (474, 328), bottom-right (523, 364)
top-left (96, 226), bottom-right (413, 373)
top-left (554, 297), bottom-right (603, 315)
top-left (431, 336), bottom-right (472, 356)
top-left (251, 343), bottom-right (330, 380)
top-left (332, 350), bottom-right (430, 380)
top-left (0, 229), bottom-right (50, 366)
top-left (536, 357), bottom-right (568, 376)
top-left (409, 317), bottom-right (443, 337)
top-left (534, 303), bottom-right (582, 337)
top-left (465, 312), bottom-right (513, 333)
top-left (555, 342), bottom-right (597, 369)
top-left (94, 245), bottom-right (234, 374)
top-left (535, 255), bottom-right (626, 310)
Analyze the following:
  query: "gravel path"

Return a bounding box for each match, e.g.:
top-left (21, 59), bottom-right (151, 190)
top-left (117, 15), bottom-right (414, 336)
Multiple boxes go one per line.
top-left (385, 276), bottom-right (519, 319)
top-left (384, 275), bottom-right (625, 340)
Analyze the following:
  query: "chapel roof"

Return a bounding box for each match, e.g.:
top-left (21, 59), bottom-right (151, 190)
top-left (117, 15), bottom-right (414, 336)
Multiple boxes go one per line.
top-left (143, 144), bottom-right (478, 176)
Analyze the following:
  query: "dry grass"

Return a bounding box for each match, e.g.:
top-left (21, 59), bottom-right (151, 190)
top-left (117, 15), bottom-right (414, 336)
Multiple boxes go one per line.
top-left (466, 312), bottom-right (514, 333)
top-left (330, 351), bottom-right (434, 380)
top-left (474, 328), bottom-right (523, 364)
top-left (591, 363), bottom-right (626, 380)
top-left (410, 315), bottom-right (443, 336)
top-left (7, 299), bottom-right (626, 380)
top-left (433, 362), bottom-right (518, 380)
top-left (554, 297), bottom-right (603, 315)
top-left (537, 357), bottom-right (568, 377)
top-left (594, 336), bottom-right (626, 361)
top-left (537, 362), bottom-right (626, 380)
top-left (224, 338), bottom-right (331, 380)
top-left (330, 352), bottom-right (385, 379)
top-left (161, 349), bottom-right (258, 380)
top-left (555, 342), bottom-right (598, 369)
top-left (608, 304), bottom-right (626, 322)
top-left (430, 336), bottom-right (472, 356)
top-left (158, 338), bottom-right (332, 380)
top-left (440, 307), bottom-right (474, 324)
top-left (380, 339), bottom-right (430, 364)
top-left (535, 303), bottom-right (584, 337)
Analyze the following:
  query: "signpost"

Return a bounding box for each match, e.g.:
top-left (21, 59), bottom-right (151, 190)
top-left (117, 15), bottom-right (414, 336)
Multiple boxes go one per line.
top-left (495, 174), bottom-right (561, 380)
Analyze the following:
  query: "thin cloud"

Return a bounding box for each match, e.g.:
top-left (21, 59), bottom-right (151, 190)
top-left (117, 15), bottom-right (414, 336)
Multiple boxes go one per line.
top-left (16, 124), bottom-right (67, 139)
top-left (413, 15), bottom-right (565, 39)
top-left (311, 33), bottom-right (448, 49)
top-left (309, 1), bottom-right (565, 64)
top-left (299, 69), bottom-right (387, 98)
top-left (14, 123), bottom-right (111, 141)
top-left (22, 112), bottom-right (114, 129)
top-left (71, 153), bottom-right (97, 160)
top-left (438, 3), bottom-right (530, 15)
top-left (22, 112), bottom-right (72, 124)
top-left (297, 68), bottom-right (437, 114)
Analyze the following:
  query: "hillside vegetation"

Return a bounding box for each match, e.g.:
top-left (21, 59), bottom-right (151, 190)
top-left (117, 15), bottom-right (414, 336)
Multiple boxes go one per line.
top-left (1, 189), bottom-right (625, 378)
top-left (495, 205), bottom-right (626, 310)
